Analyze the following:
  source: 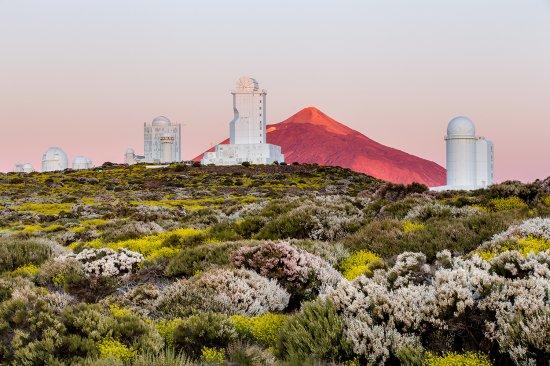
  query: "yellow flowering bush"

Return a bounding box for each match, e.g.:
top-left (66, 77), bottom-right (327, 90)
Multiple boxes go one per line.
top-left (425, 352), bottom-right (492, 366)
top-left (109, 304), bottom-right (133, 318)
top-left (155, 318), bottom-right (184, 348)
top-left (402, 221), bottom-right (426, 233)
top-left (15, 202), bottom-right (73, 216)
top-left (489, 196), bottom-right (527, 211)
top-left (98, 338), bottom-right (136, 361)
top-left (84, 228), bottom-right (205, 259)
top-left (542, 195), bottom-right (550, 207)
top-left (338, 250), bottom-right (383, 280)
top-left (201, 346), bottom-right (224, 363)
top-left (230, 313), bottom-right (288, 347)
top-left (476, 236), bottom-right (550, 260)
top-left (11, 264), bottom-right (40, 277)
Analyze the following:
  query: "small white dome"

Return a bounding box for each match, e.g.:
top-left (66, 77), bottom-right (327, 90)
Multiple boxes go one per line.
top-left (447, 116), bottom-right (476, 137)
top-left (152, 116), bottom-right (171, 126)
top-left (125, 147), bottom-right (135, 154)
top-left (72, 156), bottom-right (92, 170)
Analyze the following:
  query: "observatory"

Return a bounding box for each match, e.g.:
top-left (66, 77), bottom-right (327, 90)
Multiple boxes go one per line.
top-left (432, 116), bottom-right (494, 191)
top-left (72, 156), bottom-right (93, 170)
top-left (144, 116), bottom-right (181, 164)
top-left (41, 147), bottom-right (69, 172)
top-left (202, 76), bottom-right (284, 165)
top-left (14, 163), bottom-right (34, 173)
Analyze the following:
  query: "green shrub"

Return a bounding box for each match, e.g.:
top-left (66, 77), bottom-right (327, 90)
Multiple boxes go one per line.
top-left (425, 352), bottom-right (492, 366)
top-left (256, 207), bottom-right (316, 240)
top-left (156, 318), bottom-right (185, 348)
top-left (276, 300), bottom-right (353, 362)
top-left (132, 349), bottom-right (194, 366)
top-left (201, 346), bottom-right (225, 363)
top-left (165, 242), bottom-right (241, 277)
top-left (173, 313), bottom-right (236, 360)
top-left (98, 338), bottom-right (136, 361)
top-left (0, 238), bottom-right (52, 273)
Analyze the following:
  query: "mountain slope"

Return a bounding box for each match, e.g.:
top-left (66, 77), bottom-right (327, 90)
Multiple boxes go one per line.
top-left (195, 107), bottom-right (446, 186)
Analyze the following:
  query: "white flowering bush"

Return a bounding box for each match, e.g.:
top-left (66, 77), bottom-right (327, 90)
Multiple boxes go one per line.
top-left (232, 241), bottom-right (342, 303)
top-left (405, 202), bottom-right (480, 221)
top-left (156, 268), bottom-right (290, 317)
top-left (481, 217), bottom-right (550, 248)
top-left (60, 248), bottom-right (143, 277)
top-left (323, 249), bottom-right (550, 365)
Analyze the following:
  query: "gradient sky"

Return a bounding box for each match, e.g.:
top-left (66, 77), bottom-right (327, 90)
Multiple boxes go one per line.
top-left (0, 0), bottom-right (549, 182)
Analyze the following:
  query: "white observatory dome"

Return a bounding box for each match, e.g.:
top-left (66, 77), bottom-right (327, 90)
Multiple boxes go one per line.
top-left (152, 116), bottom-right (171, 126)
top-left (447, 116), bottom-right (476, 137)
top-left (73, 156), bottom-right (92, 170)
top-left (125, 147), bottom-right (135, 154)
top-left (22, 164), bottom-right (34, 173)
top-left (42, 147), bottom-right (68, 172)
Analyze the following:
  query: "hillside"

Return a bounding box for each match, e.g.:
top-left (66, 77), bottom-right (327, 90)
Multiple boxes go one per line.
top-left (0, 164), bottom-right (549, 365)
top-left (195, 107), bottom-right (446, 187)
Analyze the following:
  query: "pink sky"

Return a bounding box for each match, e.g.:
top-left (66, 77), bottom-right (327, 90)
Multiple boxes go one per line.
top-left (0, 1), bottom-right (549, 182)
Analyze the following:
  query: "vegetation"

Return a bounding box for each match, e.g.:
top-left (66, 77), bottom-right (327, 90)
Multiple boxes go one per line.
top-left (0, 163), bottom-right (548, 365)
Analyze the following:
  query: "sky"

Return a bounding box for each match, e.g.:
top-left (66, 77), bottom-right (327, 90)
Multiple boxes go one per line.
top-left (0, 0), bottom-right (549, 182)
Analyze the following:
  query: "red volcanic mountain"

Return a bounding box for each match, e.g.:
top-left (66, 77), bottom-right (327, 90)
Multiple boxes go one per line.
top-left (195, 107), bottom-right (446, 186)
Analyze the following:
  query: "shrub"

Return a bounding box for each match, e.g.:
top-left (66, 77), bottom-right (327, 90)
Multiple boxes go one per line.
top-left (10, 263), bottom-right (40, 277)
top-left (424, 352), bottom-right (492, 366)
top-left (156, 268), bottom-right (290, 317)
top-left (201, 347), bottom-right (225, 363)
top-left (98, 338), bottom-right (136, 361)
top-left (15, 202), bottom-right (73, 216)
top-left (232, 241), bottom-right (342, 307)
top-left (132, 349), bottom-right (194, 366)
top-left (156, 318), bottom-right (184, 349)
top-left (230, 313), bottom-right (288, 347)
top-left (489, 196), bottom-right (528, 211)
top-left (0, 238), bottom-right (52, 272)
top-left (338, 250), bottom-right (383, 280)
top-left (61, 248), bottom-right (143, 277)
top-left (402, 220), bottom-right (426, 233)
top-left (173, 312), bottom-right (236, 360)
top-left (165, 242), bottom-right (241, 277)
top-left (276, 300), bottom-right (353, 362)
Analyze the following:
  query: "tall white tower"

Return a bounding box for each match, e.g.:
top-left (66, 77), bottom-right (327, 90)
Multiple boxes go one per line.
top-left (201, 76), bottom-right (284, 166)
top-left (445, 116), bottom-right (477, 188)
top-left (160, 134), bottom-right (175, 164)
top-left (432, 116), bottom-right (494, 191)
top-left (230, 77), bottom-right (267, 144)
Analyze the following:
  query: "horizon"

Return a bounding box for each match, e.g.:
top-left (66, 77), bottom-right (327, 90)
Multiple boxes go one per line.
top-left (1, 1), bottom-right (549, 182)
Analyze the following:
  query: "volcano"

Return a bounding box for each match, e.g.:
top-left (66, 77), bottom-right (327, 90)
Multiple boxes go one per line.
top-left (195, 107), bottom-right (446, 186)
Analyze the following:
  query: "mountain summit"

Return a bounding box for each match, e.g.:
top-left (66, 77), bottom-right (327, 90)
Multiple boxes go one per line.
top-left (196, 107), bottom-right (446, 186)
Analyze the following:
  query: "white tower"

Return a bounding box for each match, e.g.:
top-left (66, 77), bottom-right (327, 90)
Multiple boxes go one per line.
top-left (160, 134), bottom-right (175, 164)
top-left (446, 117), bottom-right (477, 188)
top-left (230, 76), bottom-right (267, 144)
top-left (42, 147), bottom-right (69, 172)
top-left (72, 156), bottom-right (93, 170)
top-left (432, 116), bottom-right (494, 191)
top-left (144, 116), bottom-right (181, 164)
top-left (201, 76), bottom-right (284, 166)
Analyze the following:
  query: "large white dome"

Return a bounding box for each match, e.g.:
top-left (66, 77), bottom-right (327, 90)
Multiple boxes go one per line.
top-left (42, 147), bottom-right (69, 172)
top-left (447, 116), bottom-right (476, 137)
top-left (152, 116), bottom-right (171, 126)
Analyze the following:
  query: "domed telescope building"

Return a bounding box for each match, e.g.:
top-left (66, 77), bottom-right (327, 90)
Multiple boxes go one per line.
top-left (72, 156), bottom-right (93, 170)
top-left (41, 147), bottom-right (69, 172)
top-left (13, 163), bottom-right (34, 173)
top-left (432, 116), bottom-right (494, 191)
top-left (202, 76), bottom-right (284, 165)
top-left (143, 116), bottom-right (181, 164)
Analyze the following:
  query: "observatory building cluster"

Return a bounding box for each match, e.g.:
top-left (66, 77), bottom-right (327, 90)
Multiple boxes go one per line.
top-left (11, 75), bottom-right (495, 192)
top-left (14, 147), bottom-right (93, 173)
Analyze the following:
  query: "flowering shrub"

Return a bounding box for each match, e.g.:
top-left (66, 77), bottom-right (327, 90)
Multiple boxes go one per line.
top-left (405, 202), bottom-right (479, 221)
top-left (402, 220), bottom-right (426, 233)
top-left (232, 241), bottom-right (342, 304)
top-left (489, 196), bottom-right (528, 211)
top-left (15, 202), bottom-right (73, 216)
top-left (155, 318), bottom-right (184, 349)
top-left (60, 248), bottom-right (143, 277)
top-left (156, 268), bottom-right (290, 316)
top-left (425, 352), bottom-right (492, 366)
top-left (98, 337), bottom-right (136, 361)
top-left (230, 313), bottom-right (288, 347)
top-left (10, 263), bottom-right (40, 277)
top-left (338, 250), bottom-right (383, 280)
top-left (324, 250), bottom-right (550, 364)
top-left (201, 347), bottom-right (225, 364)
